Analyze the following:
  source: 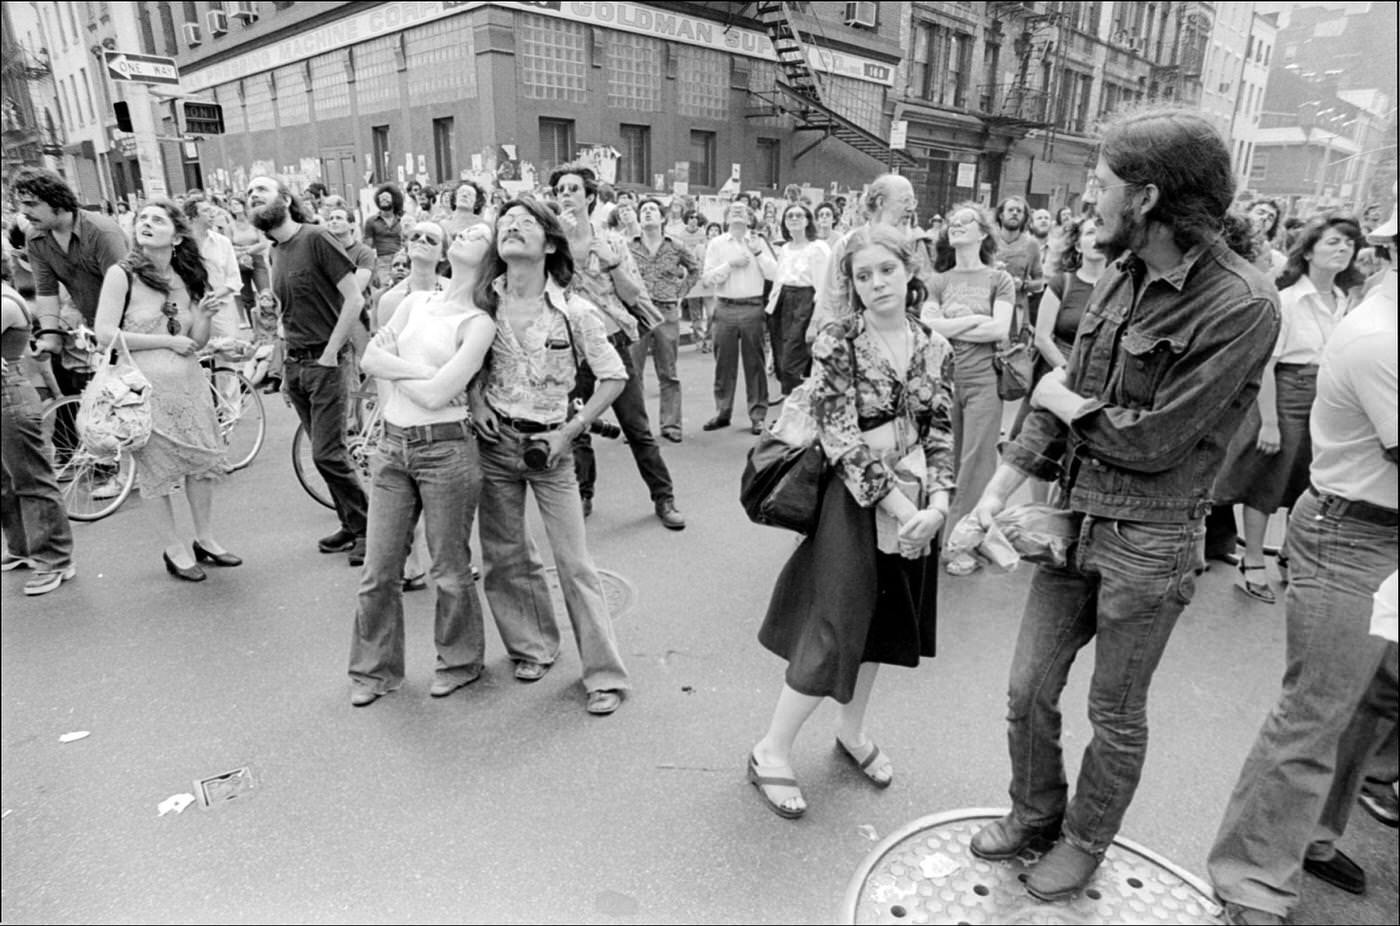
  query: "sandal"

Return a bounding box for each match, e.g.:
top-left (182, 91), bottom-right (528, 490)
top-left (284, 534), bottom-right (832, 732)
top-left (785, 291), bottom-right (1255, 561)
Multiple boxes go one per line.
top-left (1238, 563), bottom-right (1275, 604)
top-left (746, 753), bottom-right (806, 819)
top-left (1276, 553), bottom-right (1290, 586)
top-left (835, 737), bottom-right (894, 789)
top-left (945, 553), bottom-right (981, 577)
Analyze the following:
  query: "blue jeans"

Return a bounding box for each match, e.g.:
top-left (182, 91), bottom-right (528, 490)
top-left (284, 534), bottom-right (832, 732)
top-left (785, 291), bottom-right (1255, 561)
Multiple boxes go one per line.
top-left (477, 428), bottom-right (630, 693)
top-left (284, 357), bottom-right (368, 536)
top-left (1208, 490), bottom-right (1399, 917)
top-left (573, 331), bottom-right (675, 505)
top-left (711, 298), bottom-right (769, 424)
top-left (348, 426), bottom-right (485, 695)
top-left (946, 368), bottom-right (1003, 547)
top-left (1005, 514), bottom-right (1205, 854)
top-left (629, 304), bottom-right (682, 435)
top-left (1, 370), bottom-right (73, 571)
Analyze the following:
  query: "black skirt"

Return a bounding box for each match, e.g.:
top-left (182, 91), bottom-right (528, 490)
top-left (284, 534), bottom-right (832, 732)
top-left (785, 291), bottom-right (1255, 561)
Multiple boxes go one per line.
top-left (1213, 364), bottom-right (1317, 512)
top-left (758, 473), bottom-right (938, 704)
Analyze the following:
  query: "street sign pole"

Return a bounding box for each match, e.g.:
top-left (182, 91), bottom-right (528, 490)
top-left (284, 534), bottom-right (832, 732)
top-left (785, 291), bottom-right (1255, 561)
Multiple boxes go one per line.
top-left (103, 51), bottom-right (181, 200)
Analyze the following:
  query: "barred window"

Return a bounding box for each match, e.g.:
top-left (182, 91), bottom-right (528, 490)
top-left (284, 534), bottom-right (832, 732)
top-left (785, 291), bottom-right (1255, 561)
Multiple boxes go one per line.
top-left (406, 16), bottom-right (476, 104)
top-left (519, 13), bottom-right (586, 103)
top-left (216, 82), bottom-right (246, 135)
top-left (821, 75), bottom-right (884, 135)
top-left (243, 74), bottom-right (274, 132)
top-left (748, 59), bottom-right (784, 127)
top-left (311, 52), bottom-right (350, 120)
top-left (606, 32), bottom-right (661, 111)
top-left (274, 64), bottom-right (308, 127)
top-left (676, 46), bottom-right (727, 120)
top-left (354, 36), bottom-right (398, 113)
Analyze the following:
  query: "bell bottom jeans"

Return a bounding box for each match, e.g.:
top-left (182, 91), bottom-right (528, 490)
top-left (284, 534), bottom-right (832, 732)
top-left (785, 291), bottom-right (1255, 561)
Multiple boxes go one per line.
top-left (1, 371), bottom-right (73, 571)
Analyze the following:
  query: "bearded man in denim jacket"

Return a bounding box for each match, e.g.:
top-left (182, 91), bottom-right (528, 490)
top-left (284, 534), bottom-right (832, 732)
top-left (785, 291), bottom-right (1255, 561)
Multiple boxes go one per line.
top-left (962, 108), bottom-right (1280, 902)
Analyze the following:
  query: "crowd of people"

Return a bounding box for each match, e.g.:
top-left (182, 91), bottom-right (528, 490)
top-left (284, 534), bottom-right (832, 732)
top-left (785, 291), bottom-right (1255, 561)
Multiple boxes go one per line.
top-left (2, 102), bottom-right (1396, 923)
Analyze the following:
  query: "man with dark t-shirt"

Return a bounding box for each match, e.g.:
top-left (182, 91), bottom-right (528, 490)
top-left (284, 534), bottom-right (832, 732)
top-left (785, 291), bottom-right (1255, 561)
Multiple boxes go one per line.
top-left (247, 176), bottom-right (368, 564)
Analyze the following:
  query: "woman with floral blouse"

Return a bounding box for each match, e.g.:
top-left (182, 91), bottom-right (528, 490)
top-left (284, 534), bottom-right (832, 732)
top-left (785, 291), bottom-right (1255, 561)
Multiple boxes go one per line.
top-left (746, 225), bottom-right (956, 820)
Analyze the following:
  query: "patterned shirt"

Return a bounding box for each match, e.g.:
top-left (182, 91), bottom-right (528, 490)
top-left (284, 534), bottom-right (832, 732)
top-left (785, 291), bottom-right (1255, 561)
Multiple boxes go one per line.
top-left (811, 314), bottom-right (956, 508)
top-left (566, 227), bottom-right (653, 340)
top-left (481, 275), bottom-right (626, 426)
top-left (628, 233), bottom-right (699, 304)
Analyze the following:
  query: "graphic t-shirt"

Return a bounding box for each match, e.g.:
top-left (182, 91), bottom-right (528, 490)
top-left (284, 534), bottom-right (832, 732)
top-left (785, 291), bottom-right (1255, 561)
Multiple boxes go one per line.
top-left (927, 267), bottom-right (1015, 376)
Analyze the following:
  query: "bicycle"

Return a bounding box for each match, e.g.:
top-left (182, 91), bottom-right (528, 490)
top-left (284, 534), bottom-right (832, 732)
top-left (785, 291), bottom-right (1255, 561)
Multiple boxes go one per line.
top-left (293, 382), bottom-right (382, 510)
top-left (200, 339), bottom-right (267, 472)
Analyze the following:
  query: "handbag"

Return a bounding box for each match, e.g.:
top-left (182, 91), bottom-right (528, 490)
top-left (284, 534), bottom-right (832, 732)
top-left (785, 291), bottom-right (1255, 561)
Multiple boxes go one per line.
top-left (992, 283), bottom-right (1036, 401)
top-left (75, 330), bottom-right (152, 463)
top-left (740, 434), bottom-right (827, 534)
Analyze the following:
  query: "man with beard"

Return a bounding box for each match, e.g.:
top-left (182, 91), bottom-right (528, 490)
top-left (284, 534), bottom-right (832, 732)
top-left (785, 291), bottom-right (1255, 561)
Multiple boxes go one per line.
top-left (959, 109), bottom-right (1279, 903)
top-left (993, 196), bottom-right (1045, 320)
top-left (246, 176), bottom-right (369, 565)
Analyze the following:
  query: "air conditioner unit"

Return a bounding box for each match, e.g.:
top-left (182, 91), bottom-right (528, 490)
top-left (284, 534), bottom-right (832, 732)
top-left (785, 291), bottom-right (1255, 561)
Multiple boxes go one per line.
top-left (844, 1), bottom-right (877, 29)
top-left (207, 10), bottom-right (228, 36)
top-left (229, 1), bottom-right (259, 24)
top-left (183, 22), bottom-right (203, 46)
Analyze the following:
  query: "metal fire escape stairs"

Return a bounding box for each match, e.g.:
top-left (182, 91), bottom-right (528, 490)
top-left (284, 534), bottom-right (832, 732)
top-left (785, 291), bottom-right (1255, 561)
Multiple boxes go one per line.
top-left (749, 1), bottom-right (917, 168)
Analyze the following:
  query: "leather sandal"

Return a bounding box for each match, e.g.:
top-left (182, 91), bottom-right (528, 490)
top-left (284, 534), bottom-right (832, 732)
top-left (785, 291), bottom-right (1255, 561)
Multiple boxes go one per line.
top-left (835, 737), bottom-right (894, 789)
top-left (747, 753), bottom-right (806, 819)
top-left (1238, 563), bottom-right (1275, 603)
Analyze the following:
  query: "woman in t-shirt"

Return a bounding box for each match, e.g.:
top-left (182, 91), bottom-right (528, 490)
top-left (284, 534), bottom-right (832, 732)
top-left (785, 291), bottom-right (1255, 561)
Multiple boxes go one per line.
top-left (349, 221), bottom-right (497, 707)
top-left (921, 202), bottom-right (1014, 576)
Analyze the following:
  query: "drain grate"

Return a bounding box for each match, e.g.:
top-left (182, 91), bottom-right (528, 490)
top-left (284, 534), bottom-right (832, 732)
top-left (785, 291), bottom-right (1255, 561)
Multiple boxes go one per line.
top-left (194, 766), bottom-right (255, 809)
top-left (841, 809), bottom-right (1223, 925)
top-left (544, 567), bottom-right (638, 620)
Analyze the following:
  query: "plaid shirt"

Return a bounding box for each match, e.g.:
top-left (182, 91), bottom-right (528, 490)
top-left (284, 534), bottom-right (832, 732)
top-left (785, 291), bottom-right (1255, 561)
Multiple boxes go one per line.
top-left (628, 233), bottom-right (699, 304)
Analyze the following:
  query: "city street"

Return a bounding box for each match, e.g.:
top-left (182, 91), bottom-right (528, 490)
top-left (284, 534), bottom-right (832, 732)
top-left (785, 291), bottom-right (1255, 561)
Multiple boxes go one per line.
top-left (2, 345), bottom-right (1395, 925)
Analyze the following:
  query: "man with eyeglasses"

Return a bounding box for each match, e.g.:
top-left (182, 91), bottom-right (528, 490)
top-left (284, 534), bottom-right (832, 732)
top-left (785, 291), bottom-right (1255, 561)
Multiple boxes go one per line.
top-left (961, 109), bottom-right (1278, 904)
top-left (470, 197), bottom-right (632, 714)
top-left (247, 175), bottom-right (369, 566)
top-left (548, 163), bottom-right (685, 530)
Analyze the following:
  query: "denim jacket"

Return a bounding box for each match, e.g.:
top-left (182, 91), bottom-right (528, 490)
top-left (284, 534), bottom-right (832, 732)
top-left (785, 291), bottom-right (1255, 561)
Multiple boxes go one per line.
top-left (1004, 234), bottom-right (1280, 523)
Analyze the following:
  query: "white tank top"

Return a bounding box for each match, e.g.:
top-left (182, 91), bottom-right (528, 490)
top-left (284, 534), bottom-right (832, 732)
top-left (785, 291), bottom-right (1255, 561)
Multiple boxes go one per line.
top-left (381, 294), bottom-right (484, 427)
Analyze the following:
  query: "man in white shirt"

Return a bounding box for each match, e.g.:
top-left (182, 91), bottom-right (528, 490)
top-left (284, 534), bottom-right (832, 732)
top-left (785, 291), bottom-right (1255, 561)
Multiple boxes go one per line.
top-left (701, 202), bottom-right (776, 435)
top-left (183, 194), bottom-right (243, 339)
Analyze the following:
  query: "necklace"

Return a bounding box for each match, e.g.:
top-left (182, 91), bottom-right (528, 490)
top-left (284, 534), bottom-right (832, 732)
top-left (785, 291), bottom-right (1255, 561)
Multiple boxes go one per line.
top-left (866, 315), bottom-right (909, 374)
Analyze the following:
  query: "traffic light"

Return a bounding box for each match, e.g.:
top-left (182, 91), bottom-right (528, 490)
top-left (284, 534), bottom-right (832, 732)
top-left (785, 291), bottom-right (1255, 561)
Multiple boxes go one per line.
top-left (114, 101), bottom-right (133, 133)
top-left (179, 100), bottom-right (225, 136)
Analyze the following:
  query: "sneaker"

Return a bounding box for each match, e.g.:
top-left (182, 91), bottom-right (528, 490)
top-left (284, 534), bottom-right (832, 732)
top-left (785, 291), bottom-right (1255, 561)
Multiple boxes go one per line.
top-left (656, 499), bottom-right (686, 531)
top-left (347, 536), bottom-right (367, 568)
top-left (24, 564), bottom-right (76, 596)
top-left (2, 552), bottom-right (34, 572)
top-left (1357, 784), bottom-right (1399, 828)
top-left (318, 529), bottom-right (357, 553)
top-left (90, 478), bottom-right (122, 500)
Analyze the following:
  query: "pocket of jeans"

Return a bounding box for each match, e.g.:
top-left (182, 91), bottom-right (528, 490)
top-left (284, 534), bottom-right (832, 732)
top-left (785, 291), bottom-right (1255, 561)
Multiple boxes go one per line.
top-left (1106, 519), bottom-right (1181, 575)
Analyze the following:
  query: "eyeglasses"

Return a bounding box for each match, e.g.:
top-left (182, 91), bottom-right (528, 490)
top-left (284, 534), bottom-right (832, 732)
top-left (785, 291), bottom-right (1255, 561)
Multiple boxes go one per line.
top-left (498, 214), bottom-right (541, 232)
top-left (1097, 181), bottom-right (1137, 194)
top-left (407, 231), bottom-right (441, 245)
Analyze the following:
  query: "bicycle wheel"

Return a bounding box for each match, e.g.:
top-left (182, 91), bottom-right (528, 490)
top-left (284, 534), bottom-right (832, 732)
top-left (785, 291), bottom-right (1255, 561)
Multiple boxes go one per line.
top-left (292, 424), bottom-right (334, 509)
top-left (39, 395), bottom-right (138, 521)
top-left (210, 367), bottom-right (265, 471)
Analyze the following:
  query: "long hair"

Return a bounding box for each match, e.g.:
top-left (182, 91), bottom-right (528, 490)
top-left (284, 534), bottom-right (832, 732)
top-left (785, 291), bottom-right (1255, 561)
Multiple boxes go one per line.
top-left (1099, 107), bottom-right (1237, 254)
top-left (123, 198), bottom-right (209, 301)
top-left (779, 203), bottom-right (817, 243)
top-left (548, 162), bottom-right (599, 214)
top-left (1057, 215), bottom-right (1094, 273)
top-left (996, 196), bottom-right (1030, 229)
top-left (13, 168), bottom-right (79, 214)
top-left (473, 196), bottom-right (575, 316)
top-left (932, 202), bottom-right (998, 272)
top-left (1275, 215), bottom-right (1365, 294)
top-left (838, 225), bottom-right (929, 318)
top-left (374, 183), bottom-right (405, 217)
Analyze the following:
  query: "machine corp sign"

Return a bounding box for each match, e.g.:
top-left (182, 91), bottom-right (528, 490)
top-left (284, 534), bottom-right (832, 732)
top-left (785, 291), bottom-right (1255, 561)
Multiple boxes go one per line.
top-left (104, 51), bottom-right (180, 86)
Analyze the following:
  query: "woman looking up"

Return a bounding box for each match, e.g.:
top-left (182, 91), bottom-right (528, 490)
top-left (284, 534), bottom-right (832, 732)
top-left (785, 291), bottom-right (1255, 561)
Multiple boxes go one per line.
top-left (767, 203), bottom-right (830, 396)
top-left (93, 200), bottom-right (235, 582)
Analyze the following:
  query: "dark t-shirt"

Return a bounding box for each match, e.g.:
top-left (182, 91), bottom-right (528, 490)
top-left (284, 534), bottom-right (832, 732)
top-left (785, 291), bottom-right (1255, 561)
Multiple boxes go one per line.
top-left (270, 224), bottom-right (355, 350)
top-left (27, 209), bottom-right (128, 323)
top-left (1047, 271), bottom-right (1093, 351)
top-left (362, 214), bottom-right (404, 258)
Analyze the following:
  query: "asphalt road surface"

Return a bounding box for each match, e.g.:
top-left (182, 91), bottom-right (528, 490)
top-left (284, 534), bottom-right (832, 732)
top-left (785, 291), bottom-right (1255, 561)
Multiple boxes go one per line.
top-left (3, 346), bottom-right (1395, 924)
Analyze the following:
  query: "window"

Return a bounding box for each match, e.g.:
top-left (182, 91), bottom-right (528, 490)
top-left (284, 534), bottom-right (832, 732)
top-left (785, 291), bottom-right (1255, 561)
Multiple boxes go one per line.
top-left (756, 138), bottom-right (780, 189)
top-left (275, 64), bottom-right (308, 126)
top-left (689, 130), bottom-right (716, 188)
top-left (606, 33), bottom-right (662, 111)
top-left (980, 39), bottom-right (1000, 111)
top-left (676, 46), bottom-right (727, 120)
top-left (243, 73), bottom-right (273, 131)
top-left (372, 124), bottom-right (391, 184)
top-left (158, 2), bottom-right (178, 56)
top-left (433, 117), bottom-right (456, 183)
top-left (1057, 70), bottom-right (1092, 134)
top-left (139, 5), bottom-right (157, 55)
top-left (1248, 151), bottom-right (1268, 184)
top-left (311, 52), bottom-right (350, 120)
top-left (539, 118), bottom-right (576, 173)
top-left (619, 124), bottom-right (651, 186)
top-left (823, 75), bottom-right (884, 133)
top-left (910, 22), bottom-right (971, 108)
top-left (406, 17), bottom-right (477, 104)
top-left (519, 14), bottom-right (586, 102)
top-left (354, 37), bottom-right (398, 112)
top-left (78, 67), bottom-right (95, 124)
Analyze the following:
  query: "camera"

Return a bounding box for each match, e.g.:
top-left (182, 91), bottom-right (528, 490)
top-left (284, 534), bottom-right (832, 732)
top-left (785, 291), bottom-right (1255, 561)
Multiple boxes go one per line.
top-left (522, 413), bottom-right (621, 472)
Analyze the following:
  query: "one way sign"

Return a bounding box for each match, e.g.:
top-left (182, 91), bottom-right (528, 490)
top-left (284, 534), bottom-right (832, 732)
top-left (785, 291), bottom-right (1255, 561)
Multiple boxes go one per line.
top-left (104, 51), bottom-right (180, 86)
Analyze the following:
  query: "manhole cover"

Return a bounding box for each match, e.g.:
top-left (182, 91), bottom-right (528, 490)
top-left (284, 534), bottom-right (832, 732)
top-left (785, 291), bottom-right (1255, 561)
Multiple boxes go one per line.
top-left (544, 567), bottom-right (637, 620)
top-left (194, 767), bottom-right (255, 809)
top-left (841, 808), bottom-right (1223, 925)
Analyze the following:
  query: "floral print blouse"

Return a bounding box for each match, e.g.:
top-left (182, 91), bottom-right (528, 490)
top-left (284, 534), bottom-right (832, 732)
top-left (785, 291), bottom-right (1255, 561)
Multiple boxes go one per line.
top-left (811, 314), bottom-right (957, 508)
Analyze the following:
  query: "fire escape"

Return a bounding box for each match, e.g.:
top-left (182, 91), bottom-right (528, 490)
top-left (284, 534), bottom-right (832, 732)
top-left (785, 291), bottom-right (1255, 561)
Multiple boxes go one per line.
top-left (1150, 3), bottom-right (1211, 104)
top-left (0, 40), bottom-right (61, 172)
top-left (979, 2), bottom-right (1057, 132)
top-left (747, 1), bottom-right (916, 168)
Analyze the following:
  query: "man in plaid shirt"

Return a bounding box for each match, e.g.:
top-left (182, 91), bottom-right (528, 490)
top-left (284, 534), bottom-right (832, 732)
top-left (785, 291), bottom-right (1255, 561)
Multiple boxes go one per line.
top-left (629, 198), bottom-right (700, 442)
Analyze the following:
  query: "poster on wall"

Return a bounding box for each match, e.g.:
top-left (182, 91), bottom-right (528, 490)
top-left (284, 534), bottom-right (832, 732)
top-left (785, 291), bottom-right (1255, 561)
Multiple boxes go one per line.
top-left (719, 163), bottom-right (742, 195)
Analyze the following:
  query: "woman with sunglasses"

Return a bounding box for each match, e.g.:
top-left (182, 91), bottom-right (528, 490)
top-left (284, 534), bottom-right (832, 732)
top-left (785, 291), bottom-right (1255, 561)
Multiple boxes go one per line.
top-left (94, 199), bottom-right (237, 582)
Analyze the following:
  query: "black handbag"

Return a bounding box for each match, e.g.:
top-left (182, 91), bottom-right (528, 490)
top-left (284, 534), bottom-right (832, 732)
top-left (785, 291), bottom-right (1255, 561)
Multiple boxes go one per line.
top-left (740, 434), bottom-right (827, 534)
top-left (992, 289), bottom-right (1036, 401)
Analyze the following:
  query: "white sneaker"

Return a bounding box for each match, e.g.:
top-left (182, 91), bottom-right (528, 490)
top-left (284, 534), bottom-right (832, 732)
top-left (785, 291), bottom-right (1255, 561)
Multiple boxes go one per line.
top-left (90, 478), bottom-right (122, 500)
top-left (24, 564), bottom-right (76, 596)
top-left (2, 552), bottom-right (34, 572)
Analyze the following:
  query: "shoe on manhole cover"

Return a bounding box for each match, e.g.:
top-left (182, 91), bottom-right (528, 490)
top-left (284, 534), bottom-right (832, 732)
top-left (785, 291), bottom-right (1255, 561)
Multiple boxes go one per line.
top-left (195, 766), bottom-right (255, 809)
top-left (839, 808), bottom-right (1225, 925)
top-left (544, 567), bottom-right (637, 620)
